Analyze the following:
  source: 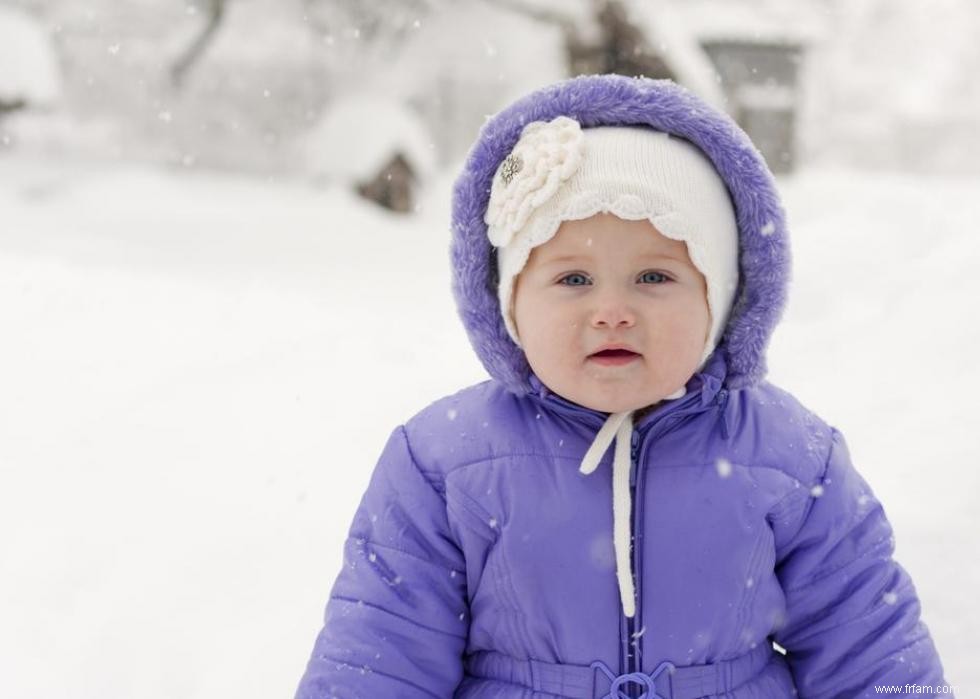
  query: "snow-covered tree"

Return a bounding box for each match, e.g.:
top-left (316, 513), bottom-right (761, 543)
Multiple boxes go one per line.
top-left (304, 92), bottom-right (435, 211)
top-left (0, 5), bottom-right (61, 116)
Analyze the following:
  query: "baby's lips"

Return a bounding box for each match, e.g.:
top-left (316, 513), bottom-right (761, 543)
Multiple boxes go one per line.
top-left (589, 348), bottom-right (642, 358)
top-left (588, 343), bottom-right (641, 357)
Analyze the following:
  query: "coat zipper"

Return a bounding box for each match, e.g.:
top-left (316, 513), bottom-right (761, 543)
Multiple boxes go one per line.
top-left (535, 376), bottom-right (725, 697)
top-left (624, 406), bottom-right (709, 697)
top-left (625, 429), bottom-right (641, 698)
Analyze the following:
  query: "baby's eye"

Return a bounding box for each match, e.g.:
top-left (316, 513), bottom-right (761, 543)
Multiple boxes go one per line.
top-left (558, 272), bottom-right (591, 286)
top-left (639, 270), bottom-right (671, 284)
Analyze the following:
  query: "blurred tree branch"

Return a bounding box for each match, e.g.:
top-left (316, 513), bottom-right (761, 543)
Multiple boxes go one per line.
top-left (170, 0), bottom-right (227, 88)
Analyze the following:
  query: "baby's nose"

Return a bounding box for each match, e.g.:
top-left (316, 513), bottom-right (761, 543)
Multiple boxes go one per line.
top-left (590, 297), bottom-right (637, 328)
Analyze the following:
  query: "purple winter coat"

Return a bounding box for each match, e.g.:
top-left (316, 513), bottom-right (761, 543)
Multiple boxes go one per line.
top-left (295, 75), bottom-right (951, 698)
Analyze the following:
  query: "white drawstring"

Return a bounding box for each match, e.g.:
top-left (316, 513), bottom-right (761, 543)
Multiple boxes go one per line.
top-left (579, 409), bottom-right (637, 618)
top-left (578, 387), bottom-right (687, 618)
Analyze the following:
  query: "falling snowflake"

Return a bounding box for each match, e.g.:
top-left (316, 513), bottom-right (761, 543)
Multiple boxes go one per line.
top-left (715, 458), bottom-right (733, 478)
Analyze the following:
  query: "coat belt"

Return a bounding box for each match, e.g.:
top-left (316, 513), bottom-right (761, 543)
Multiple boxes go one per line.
top-left (464, 642), bottom-right (775, 698)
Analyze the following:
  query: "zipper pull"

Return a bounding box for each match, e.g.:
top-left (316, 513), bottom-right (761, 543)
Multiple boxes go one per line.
top-left (716, 389), bottom-right (731, 439)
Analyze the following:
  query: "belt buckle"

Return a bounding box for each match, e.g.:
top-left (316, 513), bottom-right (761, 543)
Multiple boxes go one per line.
top-left (590, 659), bottom-right (676, 699)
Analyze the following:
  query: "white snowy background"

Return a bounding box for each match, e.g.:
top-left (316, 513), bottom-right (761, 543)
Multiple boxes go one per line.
top-left (1, 1), bottom-right (977, 697)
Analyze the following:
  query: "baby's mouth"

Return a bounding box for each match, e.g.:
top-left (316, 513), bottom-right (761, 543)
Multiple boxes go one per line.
top-left (588, 348), bottom-right (642, 365)
top-left (590, 349), bottom-right (639, 358)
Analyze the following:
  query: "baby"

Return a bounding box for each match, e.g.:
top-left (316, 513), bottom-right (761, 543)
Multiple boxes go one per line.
top-left (295, 75), bottom-right (952, 698)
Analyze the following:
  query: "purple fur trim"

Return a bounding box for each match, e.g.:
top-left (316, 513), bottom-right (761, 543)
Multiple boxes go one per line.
top-left (450, 74), bottom-right (790, 396)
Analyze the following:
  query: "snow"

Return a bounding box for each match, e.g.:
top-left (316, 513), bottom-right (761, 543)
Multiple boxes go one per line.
top-left (625, 0), bottom-right (728, 110)
top-left (0, 154), bottom-right (975, 696)
top-left (671, 0), bottom-right (830, 44)
top-left (796, 0), bottom-right (980, 173)
top-left (180, 0), bottom-right (318, 67)
top-left (0, 111), bottom-right (121, 158)
top-left (715, 457), bottom-right (733, 478)
top-left (370, 1), bottom-right (567, 162)
top-left (304, 93), bottom-right (435, 183)
top-left (0, 6), bottom-right (62, 105)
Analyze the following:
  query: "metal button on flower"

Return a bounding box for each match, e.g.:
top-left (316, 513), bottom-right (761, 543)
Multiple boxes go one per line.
top-left (500, 154), bottom-right (523, 184)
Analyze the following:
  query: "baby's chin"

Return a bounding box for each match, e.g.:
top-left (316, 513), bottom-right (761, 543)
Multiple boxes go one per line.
top-left (533, 362), bottom-right (686, 414)
top-left (569, 369), bottom-right (699, 414)
top-left (555, 385), bottom-right (667, 416)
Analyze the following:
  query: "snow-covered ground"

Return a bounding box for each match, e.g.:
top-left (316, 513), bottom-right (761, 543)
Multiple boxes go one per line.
top-left (0, 155), bottom-right (975, 697)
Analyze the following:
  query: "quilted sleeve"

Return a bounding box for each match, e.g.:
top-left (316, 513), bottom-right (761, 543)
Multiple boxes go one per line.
top-left (294, 425), bottom-right (469, 699)
top-left (772, 427), bottom-right (953, 698)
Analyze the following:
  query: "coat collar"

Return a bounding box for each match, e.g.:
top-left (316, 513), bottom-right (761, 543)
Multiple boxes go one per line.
top-left (523, 349), bottom-right (730, 618)
top-left (525, 349), bottom-right (728, 434)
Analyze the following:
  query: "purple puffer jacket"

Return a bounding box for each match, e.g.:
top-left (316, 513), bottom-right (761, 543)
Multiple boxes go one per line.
top-left (295, 75), bottom-right (951, 698)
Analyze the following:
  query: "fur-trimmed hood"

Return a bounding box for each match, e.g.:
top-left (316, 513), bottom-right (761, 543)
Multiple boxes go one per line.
top-left (449, 73), bottom-right (790, 395)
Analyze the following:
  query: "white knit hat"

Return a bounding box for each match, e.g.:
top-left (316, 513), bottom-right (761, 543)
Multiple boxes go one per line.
top-left (486, 116), bottom-right (740, 374)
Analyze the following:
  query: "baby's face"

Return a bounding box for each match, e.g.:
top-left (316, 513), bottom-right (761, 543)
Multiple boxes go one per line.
top-left (512, 212), bottom-right (710, 414)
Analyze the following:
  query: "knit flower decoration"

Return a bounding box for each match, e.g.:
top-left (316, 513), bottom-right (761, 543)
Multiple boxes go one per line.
top-left (484, 115), bottom-right (585, 247)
